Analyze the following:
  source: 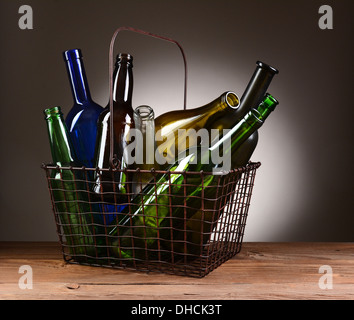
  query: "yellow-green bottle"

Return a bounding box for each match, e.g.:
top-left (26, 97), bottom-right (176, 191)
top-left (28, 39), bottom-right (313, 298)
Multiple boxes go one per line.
top-left (154, 91), bottom-right (239, 168)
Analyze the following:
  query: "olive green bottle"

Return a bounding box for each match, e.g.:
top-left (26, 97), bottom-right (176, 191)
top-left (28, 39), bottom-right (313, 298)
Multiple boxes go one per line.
top-left (154, 91), bottom-right (239, 167)
top-left (109, 95), bottom-right (278, 260)
top-left (44, 106), bottom-right (95, 259)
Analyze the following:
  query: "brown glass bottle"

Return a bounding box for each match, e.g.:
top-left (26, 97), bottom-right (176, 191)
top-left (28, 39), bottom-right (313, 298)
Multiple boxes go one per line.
top-left (93, 53), bottom-right (135, 199)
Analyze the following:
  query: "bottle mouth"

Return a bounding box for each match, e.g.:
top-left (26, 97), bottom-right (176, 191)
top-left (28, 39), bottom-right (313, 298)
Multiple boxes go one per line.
top-left (225, 92), bottom-right (240, 109)
top-left (117, 53), bottom-right (133, 68)
top-left (43, 106), bottom-right (62, 119)
top-left (265, 92), bottom-right (280, 105)
top-left (63, 49), bottom-right (82, 61)
top-left (257, 61), bottom-right (279, 74)
top-left (118, 53), bottom-right (133, 61)
top-left (134, 105), bottom-right (154, 120)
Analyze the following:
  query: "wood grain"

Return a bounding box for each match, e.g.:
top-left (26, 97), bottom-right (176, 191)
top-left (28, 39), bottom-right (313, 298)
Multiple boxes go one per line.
top-left (0, 242), bottom-right (353, 300)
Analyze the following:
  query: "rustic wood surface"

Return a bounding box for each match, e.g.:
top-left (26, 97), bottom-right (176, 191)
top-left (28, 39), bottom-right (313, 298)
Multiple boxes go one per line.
top-left (0, 242), bottom-right (353, 300)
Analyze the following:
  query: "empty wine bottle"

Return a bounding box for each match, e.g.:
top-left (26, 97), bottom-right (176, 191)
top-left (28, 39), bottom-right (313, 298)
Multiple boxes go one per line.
top-left (133, 105), bottom-right (156, 194)
top-left (183, 94), bottom-right (279, 256)
top-left (211, 61), bottom-right (279, 168)
top-left (64, 49), bottom-right (104, 168)
top-left (109, 95), bottom-right (278, 260)
top-left (154, 91), bottom-right (239, 168)
top-left (93, 53), bottom-right (135, 200)
top-left (44, 106), bottom-right (96, 259)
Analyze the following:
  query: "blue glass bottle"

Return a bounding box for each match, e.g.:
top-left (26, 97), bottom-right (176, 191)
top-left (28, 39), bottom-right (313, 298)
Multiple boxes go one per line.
top-left (63, 49), bottom-right (104, 168)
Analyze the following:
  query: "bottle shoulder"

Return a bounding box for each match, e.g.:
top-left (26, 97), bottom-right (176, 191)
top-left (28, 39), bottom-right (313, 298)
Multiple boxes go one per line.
top-left (154, 95), bottom-right (231, 129)
top-left (112, 102), bottom-right (135, 117)
top-left (155, 108), bottom-right (215, 132)
top-left (66, 102), bottom-right (104, 126)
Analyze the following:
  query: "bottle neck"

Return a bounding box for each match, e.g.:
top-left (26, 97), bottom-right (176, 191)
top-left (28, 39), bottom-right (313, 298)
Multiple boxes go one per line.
top-left (256, 93), bottom-right (279, 121)
top-left (210, 109), bottom-right (263, 155)
top-left (199, 91), bottom-right (239, 113)
top-left (64, 49), bottom-right (92, 105)
top-left (237, 61), bottom-right (279, 118)
top-left (134, 105), bottom-right (155, 133)
top-left (112, 58), bottom-right (133, 106)
top-left (134, 105), bottom-right (156, 165)
top-left (44, 107), bottom-right (77, 166)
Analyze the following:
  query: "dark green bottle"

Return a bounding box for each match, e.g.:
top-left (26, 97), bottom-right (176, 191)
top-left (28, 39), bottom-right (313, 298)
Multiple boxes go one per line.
top-left (183, 94), bottom-right (279, 256)
top-left (211, 61), bottom-right (279, 168)
top-left (109, 95), bottom-right (278, 260)
top-left (44, 106), bottom-right (96, 260)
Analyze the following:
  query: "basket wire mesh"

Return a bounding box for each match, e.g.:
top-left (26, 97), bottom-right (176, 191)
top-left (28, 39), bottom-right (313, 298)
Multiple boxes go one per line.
top-left (42, 162), bottom-right (260, 278)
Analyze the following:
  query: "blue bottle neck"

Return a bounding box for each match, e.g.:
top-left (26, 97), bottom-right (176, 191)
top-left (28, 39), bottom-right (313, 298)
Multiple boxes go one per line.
top-left (64, 49), bottom-right (92, 105)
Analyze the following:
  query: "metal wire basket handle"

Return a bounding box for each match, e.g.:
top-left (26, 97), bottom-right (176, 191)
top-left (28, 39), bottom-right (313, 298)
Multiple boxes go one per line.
top-left (108, 26), bottom-right (188, 166)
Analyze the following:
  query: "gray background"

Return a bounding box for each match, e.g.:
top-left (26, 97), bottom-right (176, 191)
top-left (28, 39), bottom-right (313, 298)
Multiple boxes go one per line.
top-left (0, 0), bottom-right (353, 242)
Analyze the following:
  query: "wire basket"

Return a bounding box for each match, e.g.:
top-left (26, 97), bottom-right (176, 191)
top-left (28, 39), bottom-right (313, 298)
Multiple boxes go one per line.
top-left (42, 161), bottom-right (260, 278)
top-left (42, 27), bottom-right (261, 277)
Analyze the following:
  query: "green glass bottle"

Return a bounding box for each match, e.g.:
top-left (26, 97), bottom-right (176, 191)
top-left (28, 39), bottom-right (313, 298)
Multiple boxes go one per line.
top-left (183, 94), bottom-right (279, 256)
top-left (44, 106), bottom-right (96, 260)
top-left (109, 95), bottom-right (278, 260)
top-left (256, 93), bottom-right (279, 121)
top-left (154, 91), bottom-right (239, 167)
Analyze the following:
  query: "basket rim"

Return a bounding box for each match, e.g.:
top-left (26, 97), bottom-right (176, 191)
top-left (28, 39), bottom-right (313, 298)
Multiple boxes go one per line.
top-left (41, 161), bottom-right (261, 176)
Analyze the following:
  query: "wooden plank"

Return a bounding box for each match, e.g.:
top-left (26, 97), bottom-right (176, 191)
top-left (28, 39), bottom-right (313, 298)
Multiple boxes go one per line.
top-left (0, 242), bottom-right (353, 300)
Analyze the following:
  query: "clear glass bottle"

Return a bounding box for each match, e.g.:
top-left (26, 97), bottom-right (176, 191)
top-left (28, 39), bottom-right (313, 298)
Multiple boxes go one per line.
top-left (133, 105), bottom-right (156, 194)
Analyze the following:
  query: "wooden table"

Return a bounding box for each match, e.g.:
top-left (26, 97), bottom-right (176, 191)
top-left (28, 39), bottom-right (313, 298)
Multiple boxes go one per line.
top-left (0, 242), bottom-right (353, 300)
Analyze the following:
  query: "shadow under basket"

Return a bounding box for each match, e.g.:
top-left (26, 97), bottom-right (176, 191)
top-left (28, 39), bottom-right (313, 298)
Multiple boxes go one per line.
top-left (41, 162), bottom-right (261, 278)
